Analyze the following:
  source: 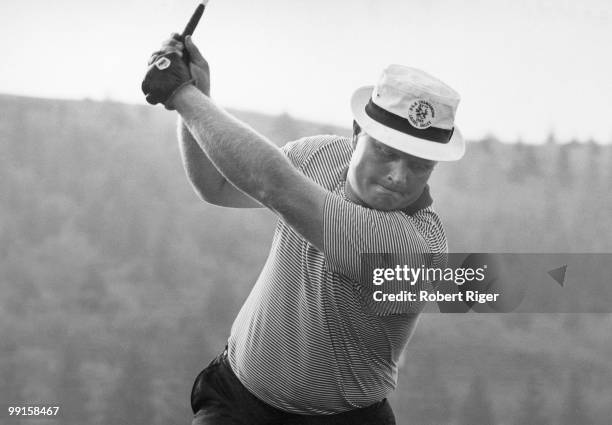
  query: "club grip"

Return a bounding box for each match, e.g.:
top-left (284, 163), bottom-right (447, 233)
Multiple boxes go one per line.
top-left (181, 3), bottom-right (205, 39)
top-left (177, 2), bottom-right (206, 64)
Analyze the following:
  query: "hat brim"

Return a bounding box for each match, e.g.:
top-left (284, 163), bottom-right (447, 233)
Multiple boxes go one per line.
top-left (351, 86), bottom-right (465, 161)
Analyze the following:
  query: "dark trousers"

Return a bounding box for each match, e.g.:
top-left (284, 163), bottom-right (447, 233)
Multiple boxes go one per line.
top-left (190, 349), bottom-right (396, 425)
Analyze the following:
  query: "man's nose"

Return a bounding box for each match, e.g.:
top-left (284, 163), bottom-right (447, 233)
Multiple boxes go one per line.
top-left (386, 162), bottom-right (412, 187)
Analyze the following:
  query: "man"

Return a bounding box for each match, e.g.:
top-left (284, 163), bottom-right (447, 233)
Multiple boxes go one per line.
top-left (142, 35), bottom-right (465, 425)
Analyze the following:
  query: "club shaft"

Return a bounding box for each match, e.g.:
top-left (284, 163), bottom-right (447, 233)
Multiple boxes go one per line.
top-left (180, 0), bottom-right (208, 40)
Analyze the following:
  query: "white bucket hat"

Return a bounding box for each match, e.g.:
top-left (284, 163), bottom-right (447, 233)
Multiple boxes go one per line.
top-left (351, 65), bottom-right (465, 161)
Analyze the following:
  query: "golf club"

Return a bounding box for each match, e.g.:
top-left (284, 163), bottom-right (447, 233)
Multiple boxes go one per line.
top-left (177, 0), bottom-right (210, 63)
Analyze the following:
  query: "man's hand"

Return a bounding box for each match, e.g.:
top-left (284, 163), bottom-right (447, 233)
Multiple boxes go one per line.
top-left (147, 34), bottom-right (210, 97)
top-left (141, 38), bottom-right (194, 109)
top-left (184, 35), bottom-right (210, 97)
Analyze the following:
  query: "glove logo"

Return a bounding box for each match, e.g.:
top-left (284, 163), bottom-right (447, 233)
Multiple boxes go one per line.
top-left (155, 57), bottom-right (172, 70)
top-left (407, 100), bottom-right (436, 129)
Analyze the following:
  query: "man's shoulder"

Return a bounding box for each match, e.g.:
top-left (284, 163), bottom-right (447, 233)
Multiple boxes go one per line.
top-left (281, 135), bottom-right (352, 170)
top-left (409, 207), bottom-right (448, 254)
top-left (286, 134), bottom-right (350, 148)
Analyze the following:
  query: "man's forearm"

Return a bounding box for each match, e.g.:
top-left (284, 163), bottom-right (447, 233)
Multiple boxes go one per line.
top-left (173, 85), bottom-right (293, 207)
top-left (177, 117), bottom-right (227, 202)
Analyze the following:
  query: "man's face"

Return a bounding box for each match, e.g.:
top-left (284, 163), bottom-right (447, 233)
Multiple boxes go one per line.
top-left (345, 132), bottom-right (436, 211)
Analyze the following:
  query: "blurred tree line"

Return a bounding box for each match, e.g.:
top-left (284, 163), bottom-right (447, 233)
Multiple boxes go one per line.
top-left (0, 94), bottom-right (611, 424)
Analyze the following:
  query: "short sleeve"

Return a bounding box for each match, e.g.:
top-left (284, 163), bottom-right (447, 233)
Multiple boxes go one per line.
top-left (280, 136), bottom-right (344, 170)
top-left (280, 140), bottom-right (302, 168)
top-left (322, 191), bottom-right (448, 315)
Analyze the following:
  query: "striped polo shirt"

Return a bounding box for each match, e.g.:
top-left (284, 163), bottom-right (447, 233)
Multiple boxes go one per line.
top-left (227, 135), bottom-right (448, 414)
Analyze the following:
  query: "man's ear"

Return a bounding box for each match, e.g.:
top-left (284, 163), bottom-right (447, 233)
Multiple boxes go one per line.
top-left (351, 119), bottom-right (361, 149)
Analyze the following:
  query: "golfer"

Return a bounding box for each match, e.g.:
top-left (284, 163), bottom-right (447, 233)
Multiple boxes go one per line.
top-left (142, 35), bottom-right (465, 425)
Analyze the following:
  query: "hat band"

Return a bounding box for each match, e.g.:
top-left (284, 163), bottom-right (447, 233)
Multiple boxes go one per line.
top-left (365, 99), bottom-right (453, 144)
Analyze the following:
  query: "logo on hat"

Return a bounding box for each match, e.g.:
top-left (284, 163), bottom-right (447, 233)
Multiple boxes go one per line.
top-left (408, 100), bottom-right (435, 129)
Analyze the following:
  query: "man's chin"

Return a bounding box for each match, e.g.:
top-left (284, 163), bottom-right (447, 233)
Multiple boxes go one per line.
top-left (346, 185), bottom-right (412, 211)
top-left (363, 195), bottom-right (409, 211)
top-left (362, 189), bottom-right (415, 211)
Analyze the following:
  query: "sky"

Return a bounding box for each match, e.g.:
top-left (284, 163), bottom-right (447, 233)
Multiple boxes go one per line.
top-left (1, 0), bottom-right (611, 143)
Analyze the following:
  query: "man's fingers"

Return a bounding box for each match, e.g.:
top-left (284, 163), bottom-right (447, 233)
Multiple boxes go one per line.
top-left (148, 50), bottom-right (165, 65)
top-left (149, 33), bottom-right (185, 65)
top-left (162, 40), bottom-right (184, 50)
top-left (185, 36), bottom-right (208, 67)
top-left (160, 33), bottom-right (184, 52)
top-left (148, 50), bottom-right (182, 66)
top-left (145, 92), bottom-right (158, 105)
top-left (149, 48), bottom-right (183, 67)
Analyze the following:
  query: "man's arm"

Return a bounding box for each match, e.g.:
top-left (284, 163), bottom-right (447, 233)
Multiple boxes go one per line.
top-left (170, 35), bottom-right (261, 208)
top-left (178, 118), bottom-right (263, 208)
top-left (173, 85), bottom-right (326, 249)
